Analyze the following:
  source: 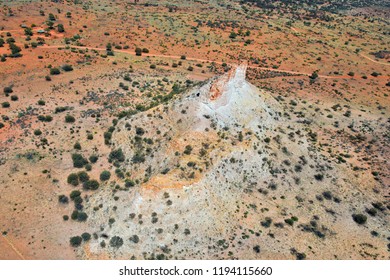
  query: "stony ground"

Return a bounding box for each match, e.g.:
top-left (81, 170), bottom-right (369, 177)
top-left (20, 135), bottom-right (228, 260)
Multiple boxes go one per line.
top-left (0, 0), bottom-right (389, 260)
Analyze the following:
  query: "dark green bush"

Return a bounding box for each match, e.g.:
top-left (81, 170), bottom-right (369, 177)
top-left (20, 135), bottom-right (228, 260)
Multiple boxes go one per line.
top-left (184, 145), bottom-right (193, 155)
top-left (83, 179), bottom-right (99, 190)
top-left (73, 142), bottom-right (81, 150)
top-left (129, 235), bottom-right (139, 243)
top-left (285, 218), bottom-right (294, 226)
top-left (81, 232), bottom-right (91, 241)
top-left (58, 195), bottom-right (69, 204)
top-left (352, 214), bottom-right (367, 225)
top-left (125, 179), bottom-right (135, 188)
top-left (69, 190), bottom-right (81, 200)
top-left (314, 174), bottom-right (324, 181)
top-left (110, 236), bottom-right (123, 248)
top-left (50, 68), bottom-right (60, 75)
top-left (100, 170), bottom-right (111, 181)
top-left (2, 102), bottom-right (10, 108)
top-left (77, 212), bottom-right (88, 222)
top-left (89, 154), bottom-right (98, 163)
top-left (72, 153), bottom-right (88, 168)
top-left (132, 152), bottom-right (145, 163)
top-left (109, 149), bottom-right (125, 162)
top-left (85, 164), bottom-right (92, 171)
top-left (65, 115), bottom-right (75, 123)
top-left (69, 236), bottom-right (82, 247)
top-left (135, 47), bottom-right (142, 56)
top-left (57, 24), bottom-right (65, 33)
top-left (62, 64), bottom-right (73, 71)
top-left (68, 173), bottom-right (79, 186)
top-left (77, 171), bottom-right (89, 182)
top-left (3, 86), bottom-right (13, 94)
top-left (33, 129), bottom-right (42, 136)
top-left (71, 210), bottom-right (88, 222)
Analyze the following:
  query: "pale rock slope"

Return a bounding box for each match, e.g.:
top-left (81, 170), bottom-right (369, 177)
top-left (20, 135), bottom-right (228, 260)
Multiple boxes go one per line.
top-left (82, 64), bottom-right (389, 260)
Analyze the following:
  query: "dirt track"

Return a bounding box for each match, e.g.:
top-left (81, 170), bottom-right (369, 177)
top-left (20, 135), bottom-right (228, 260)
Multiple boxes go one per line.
top-left (39, 45), bottom-right (389, 80)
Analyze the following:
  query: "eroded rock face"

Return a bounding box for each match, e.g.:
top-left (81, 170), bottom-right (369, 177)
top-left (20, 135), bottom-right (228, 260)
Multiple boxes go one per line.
top-left (209, 63), bottom-right (247, 101)
top-left (197, 63), bottom-right (278, 131)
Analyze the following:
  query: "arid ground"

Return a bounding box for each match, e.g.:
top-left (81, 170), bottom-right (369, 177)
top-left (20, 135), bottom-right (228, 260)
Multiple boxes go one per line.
top-left (0, 0), bottom-right (389, 260)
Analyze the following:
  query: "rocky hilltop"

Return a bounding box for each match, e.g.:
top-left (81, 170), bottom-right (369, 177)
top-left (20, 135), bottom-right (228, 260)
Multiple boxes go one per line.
top-left (79, 64), bottom-right (389, 259)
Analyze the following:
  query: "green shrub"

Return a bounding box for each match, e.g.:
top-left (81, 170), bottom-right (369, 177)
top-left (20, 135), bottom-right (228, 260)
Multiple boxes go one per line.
top-left (72, 153), bottom-right (88, 168)
top-left (109, 149), bottom-right (125, 163)
top-left (62, 64), bottom-right (73, 71)
top-left (115, 168), bottom-right (125, 179)
top-left (81, 232), bottom-right (91, 241)
top-left (58, 195), bottom-right (69, 204)
top-left (184, 145), bottom-right (193, 155)
top-left (89, 154), bottom-right (98, 163)
top-left (77, 171), bottom-right (89, 182)
top-left (110, 236), bottom-right (123, 248)
top-left (125, 179), bottom-right (135, 188)
top-left (69, 236), bottom-right (82, 247)
top-left (135, 47), bottom-right (142, 56)
top-left (4, 86), bottom-right (13, 94)
top-left (69, 190), bottom-right (81, 200)
top-left (135, 127), bottom-right (145, 135)
top-left (352, 214), bottom-right (367, 225)
top-left (100, 170), bottom-right (111, 181)
top-left (34, 129), bottom-right (42, 136)
top-left (129, 235), bottom-right (139, 243)
top-left (2, 102), bottom-right (10, 108)
top-left (314, 174), bottom-right (324, 181)
top-left (83, 179), bottom-right (99, 190)
top-left (73, 142), bottom-right (81, 150)
top-left (50, 68), bottom-right (60, 75)
top-left (48, 13), bottom-right (56, 21)
top-left (57, 24), bottom-right (65, 33)
top-left (78, 212), bottom-right (88, 221)
top-left (73, 196), bottom-right (83, 205)
top-left (65, 115), bottom-right (75, 123)
top-left (71, 210), bottom-right (88, 222)
top-left (285, 218), bottom-right (294, 226)
top-left (229, 32), bottom-right (237, 39)
top-left (131, 152), bottom-right (145, 164)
